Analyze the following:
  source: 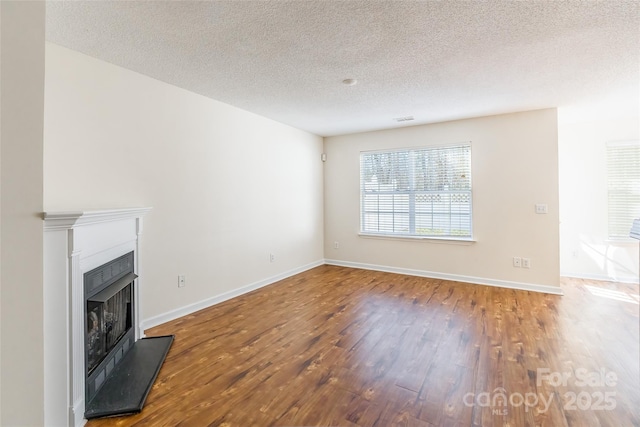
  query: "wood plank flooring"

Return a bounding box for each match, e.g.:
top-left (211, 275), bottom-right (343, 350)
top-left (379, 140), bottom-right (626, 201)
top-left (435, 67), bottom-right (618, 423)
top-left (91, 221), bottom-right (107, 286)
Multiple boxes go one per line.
top-left (87, 265), bottom-right (640, 427)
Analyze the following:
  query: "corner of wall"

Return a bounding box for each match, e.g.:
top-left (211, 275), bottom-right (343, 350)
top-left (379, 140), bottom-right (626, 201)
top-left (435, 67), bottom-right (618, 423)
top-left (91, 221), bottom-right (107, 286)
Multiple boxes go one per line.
top-left (0, 1), bottom-right (46, 425)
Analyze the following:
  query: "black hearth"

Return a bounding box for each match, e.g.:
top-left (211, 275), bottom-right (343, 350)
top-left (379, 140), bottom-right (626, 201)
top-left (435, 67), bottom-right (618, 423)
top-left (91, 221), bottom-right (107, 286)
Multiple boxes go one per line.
top-left (83, 251), bottom-right (173, 419)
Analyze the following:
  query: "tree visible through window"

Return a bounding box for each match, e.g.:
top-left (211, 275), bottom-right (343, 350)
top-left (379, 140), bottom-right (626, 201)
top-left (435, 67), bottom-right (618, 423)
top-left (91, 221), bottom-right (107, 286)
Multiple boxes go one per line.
top-left (360, 144), bottom-right (472, 239)
top-left (607, 140), bottom-right (640, 239)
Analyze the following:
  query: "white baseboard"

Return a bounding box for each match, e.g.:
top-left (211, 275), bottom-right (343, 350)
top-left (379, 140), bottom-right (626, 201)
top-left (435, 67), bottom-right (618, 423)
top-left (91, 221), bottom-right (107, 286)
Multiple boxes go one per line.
top-left (561, 271), bottom-right (640, 285)
top-left (72, 398), bottom-right (86, 427)
top-left (142, 257), bottom-right (567, 332)
top-left (325, 259), bottom-right (564, 295)
top-left (141, 259), bottom-right (325, 330)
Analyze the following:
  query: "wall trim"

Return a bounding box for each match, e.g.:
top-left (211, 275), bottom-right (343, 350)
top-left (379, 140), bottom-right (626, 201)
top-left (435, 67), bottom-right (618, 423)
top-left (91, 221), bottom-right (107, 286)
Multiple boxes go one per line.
top-left (142, 256), bottom-right (571, 333)
top-left (141, 259), bottom-right (325, 330)
top-left (560, 271), bottom-right (639, 285)
top-left (325, 259), bottom-right (564, 295)
top-left (71, 398), bottom-right (85, 427)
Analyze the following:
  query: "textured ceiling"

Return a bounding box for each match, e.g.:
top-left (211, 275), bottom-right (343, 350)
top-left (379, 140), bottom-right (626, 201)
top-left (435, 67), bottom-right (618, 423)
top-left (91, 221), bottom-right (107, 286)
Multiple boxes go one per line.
top-left (46, 1), bottom-right (639, 137)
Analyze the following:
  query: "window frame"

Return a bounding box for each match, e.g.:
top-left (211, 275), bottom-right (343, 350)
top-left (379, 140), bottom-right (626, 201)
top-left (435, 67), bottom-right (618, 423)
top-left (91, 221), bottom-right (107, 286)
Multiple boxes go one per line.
top-left (359, 143), bottom-right (473, 241)
top-left (606, 140), bottom-right (640, 241)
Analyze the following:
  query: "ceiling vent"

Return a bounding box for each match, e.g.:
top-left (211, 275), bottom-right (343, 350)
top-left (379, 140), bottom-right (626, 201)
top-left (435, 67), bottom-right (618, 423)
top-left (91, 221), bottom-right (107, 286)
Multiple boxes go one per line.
top-left (394, 116), bottom-right (414, 122)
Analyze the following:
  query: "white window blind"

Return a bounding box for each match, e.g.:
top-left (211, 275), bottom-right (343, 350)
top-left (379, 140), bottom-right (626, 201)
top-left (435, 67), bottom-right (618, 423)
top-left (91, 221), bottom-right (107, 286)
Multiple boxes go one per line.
top-left (607, 140), bottom-right (640, 239)
top-left (360, 144), bottom-right (472, 239)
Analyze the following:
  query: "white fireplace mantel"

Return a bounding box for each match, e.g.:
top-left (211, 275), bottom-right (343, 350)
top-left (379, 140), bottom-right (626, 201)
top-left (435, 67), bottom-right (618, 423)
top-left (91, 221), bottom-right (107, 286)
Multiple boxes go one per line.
top-left (43, 207), bottom-right (151, 427)
top-left (43, 207), bottom-right (153, 230)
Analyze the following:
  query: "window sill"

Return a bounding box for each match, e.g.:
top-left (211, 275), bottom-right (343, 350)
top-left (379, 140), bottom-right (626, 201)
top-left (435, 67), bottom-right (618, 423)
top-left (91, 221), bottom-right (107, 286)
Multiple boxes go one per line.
top-left (358, 232), bottom-right (476, 245)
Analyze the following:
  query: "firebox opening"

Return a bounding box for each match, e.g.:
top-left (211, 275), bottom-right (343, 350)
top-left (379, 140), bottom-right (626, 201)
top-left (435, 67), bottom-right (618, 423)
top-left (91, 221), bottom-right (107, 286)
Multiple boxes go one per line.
top-left (84, 252), bottom-right (137, 404)
top-left (86, 280), bottom-right (133, 375)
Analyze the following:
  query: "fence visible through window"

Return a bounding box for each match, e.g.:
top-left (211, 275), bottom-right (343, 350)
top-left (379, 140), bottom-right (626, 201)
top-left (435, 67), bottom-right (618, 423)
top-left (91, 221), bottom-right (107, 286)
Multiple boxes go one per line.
top-left (360, 144), bottom-right (472, 239)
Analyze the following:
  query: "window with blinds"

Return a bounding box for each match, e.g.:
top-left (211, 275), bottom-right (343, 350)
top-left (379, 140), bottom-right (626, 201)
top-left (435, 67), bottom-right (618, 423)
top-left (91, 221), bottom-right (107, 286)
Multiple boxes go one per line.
top-left (360, 144), bottom-right (472, 239)
top-left (607, 140), bottom-right (640, 239)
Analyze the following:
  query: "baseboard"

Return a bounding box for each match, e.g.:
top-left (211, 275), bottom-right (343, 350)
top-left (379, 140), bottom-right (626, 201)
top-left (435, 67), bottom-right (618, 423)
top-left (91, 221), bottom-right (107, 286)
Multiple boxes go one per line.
top-left (325, 259), bottom-right (564, 295)
top-left (142, 257), bottom-right (566, 331)
top-left (560, 271), bottom-right (640, 285)
top-left (72, 397), bottom-right (86, 427)
top-left (141, 259), bottom-right (325, 330)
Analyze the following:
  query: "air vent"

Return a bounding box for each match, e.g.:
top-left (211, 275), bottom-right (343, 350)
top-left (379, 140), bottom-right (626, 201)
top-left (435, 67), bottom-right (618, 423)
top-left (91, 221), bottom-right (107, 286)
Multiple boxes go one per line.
top-left (394, 116), bottom-right (414, 122)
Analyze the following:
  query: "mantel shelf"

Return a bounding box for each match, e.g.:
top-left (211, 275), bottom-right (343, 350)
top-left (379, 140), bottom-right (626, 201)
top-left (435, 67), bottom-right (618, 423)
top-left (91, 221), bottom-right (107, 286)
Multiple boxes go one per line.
top-left (43, 207), bottom-right (152, 230)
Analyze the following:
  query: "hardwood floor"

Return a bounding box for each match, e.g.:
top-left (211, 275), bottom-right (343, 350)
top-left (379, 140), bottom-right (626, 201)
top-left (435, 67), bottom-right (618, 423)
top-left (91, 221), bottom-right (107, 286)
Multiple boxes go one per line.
top-left (87, 266), bottom-right (640, 427)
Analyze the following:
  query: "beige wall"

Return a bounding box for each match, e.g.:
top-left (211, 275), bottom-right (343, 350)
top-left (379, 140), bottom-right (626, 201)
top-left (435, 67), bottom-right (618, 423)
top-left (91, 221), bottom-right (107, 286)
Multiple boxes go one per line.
top-left (324, 109), bottom-right (560, 289)
top-left (0, 1), bottom-right (46, 425)
top-left (559, 101), bottom-right (639, 283)
top-left (44, 43), bottom-right (324, 321)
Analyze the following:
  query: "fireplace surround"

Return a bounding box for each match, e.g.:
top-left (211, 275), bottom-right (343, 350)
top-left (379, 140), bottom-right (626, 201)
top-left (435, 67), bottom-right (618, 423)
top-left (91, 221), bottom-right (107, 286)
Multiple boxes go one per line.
top-left (43, 208), bottom-right (152, 427)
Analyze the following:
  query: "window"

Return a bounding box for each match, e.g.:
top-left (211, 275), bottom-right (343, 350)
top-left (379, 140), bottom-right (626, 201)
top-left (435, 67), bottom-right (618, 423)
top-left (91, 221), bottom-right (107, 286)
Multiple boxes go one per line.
top-left (360, 144), bottom-right (472, 239)
top-left (607, 140), bottom-right (640, 239)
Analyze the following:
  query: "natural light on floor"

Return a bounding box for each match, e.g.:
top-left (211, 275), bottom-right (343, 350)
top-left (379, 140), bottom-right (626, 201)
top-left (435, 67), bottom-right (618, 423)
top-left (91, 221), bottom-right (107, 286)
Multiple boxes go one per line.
top-left (585, 285), bottom-right (640, 305)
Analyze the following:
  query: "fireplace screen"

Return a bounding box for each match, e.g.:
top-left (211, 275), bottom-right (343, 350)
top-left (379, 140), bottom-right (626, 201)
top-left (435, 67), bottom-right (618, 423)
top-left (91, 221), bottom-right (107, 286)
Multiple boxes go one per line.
top-left (84, 251), bottom-right (138, 404)
top-left (87, 282), bottom-right (133, 374)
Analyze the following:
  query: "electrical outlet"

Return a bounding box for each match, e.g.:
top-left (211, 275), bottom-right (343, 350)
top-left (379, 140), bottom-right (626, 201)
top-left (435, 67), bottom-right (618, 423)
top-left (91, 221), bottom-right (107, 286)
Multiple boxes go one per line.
top-left (513, 257), bottom-right (522, 268)
top-left (522, 258), bottom-right (531, 268)
top-left (270, 253), bottom-right (275, 263)
top-left (178, 275), bottom-right (186, 288)
top-left (334, 241), bottom-right (339, 249)
top-left (535, 204), bottom-right (548, 214)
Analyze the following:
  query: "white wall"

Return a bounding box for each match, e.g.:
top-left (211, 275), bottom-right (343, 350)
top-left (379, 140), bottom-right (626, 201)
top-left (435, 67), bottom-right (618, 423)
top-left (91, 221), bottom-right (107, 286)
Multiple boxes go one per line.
top-left (0, 1), bottom-right (46, 425)
top-left (44, 43), bottom-right (324, 323)
top-left (324, 109), bottom-right (560, 290)
top-left (559, 100), bottom-right (640, 283)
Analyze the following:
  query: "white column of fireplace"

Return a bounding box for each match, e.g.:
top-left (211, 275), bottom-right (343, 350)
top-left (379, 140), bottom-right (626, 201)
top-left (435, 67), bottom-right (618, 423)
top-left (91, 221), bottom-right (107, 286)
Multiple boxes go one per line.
top-left (43, 208), bottom-right (151, 427)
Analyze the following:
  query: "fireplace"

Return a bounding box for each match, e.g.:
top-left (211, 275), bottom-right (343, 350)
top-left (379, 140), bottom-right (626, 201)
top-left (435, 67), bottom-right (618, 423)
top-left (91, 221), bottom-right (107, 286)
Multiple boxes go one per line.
top-left (44, 208), bottom-right (174, 425)
top-left (84, 252), bottom-right (136, 404)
